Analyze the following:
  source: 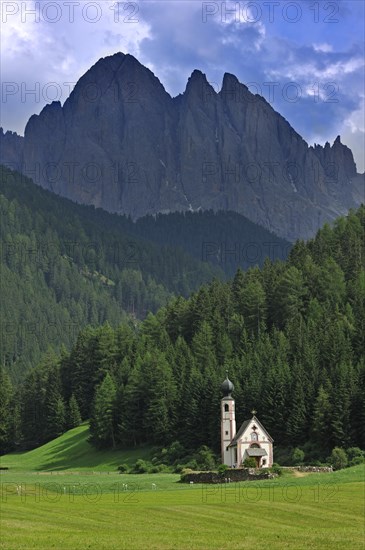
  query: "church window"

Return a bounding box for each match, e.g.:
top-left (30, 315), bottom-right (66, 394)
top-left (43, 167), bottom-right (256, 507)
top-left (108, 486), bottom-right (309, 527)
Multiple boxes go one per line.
top-left (250, 443), bottom-right (260, 448)
top-left (225, 431), bottom-right (229, 436)
top-left (224, 404), bottom-right (229, 412)
top-left (251, 432), bottom-right (258, 441)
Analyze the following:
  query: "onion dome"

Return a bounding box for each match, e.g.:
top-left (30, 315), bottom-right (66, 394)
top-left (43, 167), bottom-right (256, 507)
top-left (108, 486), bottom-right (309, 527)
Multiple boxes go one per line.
top-left (221, 373), bottom-right (234, 397)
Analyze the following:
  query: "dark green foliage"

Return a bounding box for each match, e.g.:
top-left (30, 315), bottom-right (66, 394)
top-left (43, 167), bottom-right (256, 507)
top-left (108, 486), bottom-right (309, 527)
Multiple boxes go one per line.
top-left (329, 447), bottom-right (348, 470)
top-left (0, 166), bottom-right (222, 381)
top-left (243, 457), bottom-right (257, 468)
top-left (291, 447), bottom-right (305, 465)
top-left (217, 464), bottom-right (229, 475)
top-left (0, 367), bottom-right (15, 454)
top-left (194, 446), bottom-right (217, 470)
top-left (270, 463), bottom-right (283, 476)
top-left (133, 210), bottom-right (290, 278)
top-left (4, 205), bottom-right (365, 458)
top-left (67, 394), bottom-right (82, 429)
top-left (89, 373), bottom-right (117, 449)
top-left (133, 459), bottom-right (150, 474)
top-left (346, 447), bottom-right (365, 466)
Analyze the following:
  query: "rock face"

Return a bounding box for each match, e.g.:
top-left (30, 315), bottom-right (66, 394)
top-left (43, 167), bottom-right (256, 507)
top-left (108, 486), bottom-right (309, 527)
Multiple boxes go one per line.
top-left (0, 129), bottom-right (24, 172)
top-left (1, 52), bottom-right (363, 241)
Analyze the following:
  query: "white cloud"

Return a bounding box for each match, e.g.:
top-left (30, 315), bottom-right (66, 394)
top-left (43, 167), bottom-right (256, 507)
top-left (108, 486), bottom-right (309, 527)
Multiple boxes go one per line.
top-left (0, 0), bottom-right (151, 132)
top-left (313, 43), bottom-right (333, 53)
top-left (0, 0), bottom-right (364, 174)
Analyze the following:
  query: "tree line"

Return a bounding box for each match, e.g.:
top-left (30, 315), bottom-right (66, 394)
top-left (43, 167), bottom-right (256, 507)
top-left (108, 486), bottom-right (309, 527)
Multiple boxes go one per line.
top-left (1, 206), bottom-right (364, 460)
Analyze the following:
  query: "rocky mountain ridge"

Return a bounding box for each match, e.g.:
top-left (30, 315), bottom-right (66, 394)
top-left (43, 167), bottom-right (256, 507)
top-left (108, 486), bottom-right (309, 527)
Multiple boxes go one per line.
top-left (1, 52), bottom-right (363, 241)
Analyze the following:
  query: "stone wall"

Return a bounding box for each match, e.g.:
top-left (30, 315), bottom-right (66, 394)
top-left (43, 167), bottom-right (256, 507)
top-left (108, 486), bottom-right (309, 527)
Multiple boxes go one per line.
top-left (181, 468), bottom-right (276, 484)
top-left (297, 466), bottom-right (333, 473)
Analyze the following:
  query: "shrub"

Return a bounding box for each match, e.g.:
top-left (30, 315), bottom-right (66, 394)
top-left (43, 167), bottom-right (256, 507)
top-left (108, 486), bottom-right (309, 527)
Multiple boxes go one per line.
top-left (291, 447), bottom-right (305, 465)
top-left (184, 459), bottom-right (198, 471)
top-left (243, 457), bottom-right (257, 468)
top-left (117, 463), bottom-right (129, 473)
top-left (166, 441), bottom-right (185, 463)
top-left (217, 464), bottom-right (229, 475)
top-left (329, 447), bottom-right (348, 470)
top-left (133, 459), bottom-right (150, 474)
top-left (195, 445), bottom-right (217, 471)
top-left (349, 456), bottom-right (365, 466)
top-left (150, 464), bottom-right (169, 473)
top-left (346, 447), bottom-right (365, 466)
top-left (270, 463), bottom-right (283, 476)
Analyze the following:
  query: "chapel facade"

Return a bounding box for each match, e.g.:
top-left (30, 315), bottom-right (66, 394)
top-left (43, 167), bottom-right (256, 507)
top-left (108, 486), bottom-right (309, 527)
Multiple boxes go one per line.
top-left (221, 375), bottom-right (273, 468)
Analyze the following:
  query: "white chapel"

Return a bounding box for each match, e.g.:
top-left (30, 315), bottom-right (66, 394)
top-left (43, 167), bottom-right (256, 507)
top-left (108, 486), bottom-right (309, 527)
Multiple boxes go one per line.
top-left (221, 374), bottom-right (273, 468)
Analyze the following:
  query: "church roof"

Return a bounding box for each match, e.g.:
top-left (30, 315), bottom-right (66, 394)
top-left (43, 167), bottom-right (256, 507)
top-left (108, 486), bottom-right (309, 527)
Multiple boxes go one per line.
top-left (246, 448), bottom-right (267, 457)
top-left (228, 415), bottom-right (273, 447)
top-left (228, 420), bottom-right (250, 446)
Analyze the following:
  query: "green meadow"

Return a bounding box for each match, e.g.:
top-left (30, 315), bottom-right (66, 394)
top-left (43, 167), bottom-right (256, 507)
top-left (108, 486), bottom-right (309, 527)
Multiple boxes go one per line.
top-left (1, 426), bottom-right (364, 550)
top-left (1, 424), bottom-right (152, 472)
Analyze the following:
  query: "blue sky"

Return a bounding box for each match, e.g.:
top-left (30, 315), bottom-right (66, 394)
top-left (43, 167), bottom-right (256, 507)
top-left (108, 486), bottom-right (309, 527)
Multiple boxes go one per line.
top-left (1, 0), bottom-right (364, 171)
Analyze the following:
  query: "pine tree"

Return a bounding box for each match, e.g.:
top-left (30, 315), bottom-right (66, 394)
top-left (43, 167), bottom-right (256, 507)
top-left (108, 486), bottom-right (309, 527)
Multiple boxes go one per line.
top-left (44, 362), bottom-right (66, 440)
top-left (273, 266), bottom-right (307, 328)
top-left (67, 394), bottom-right (82, 429)
top-left (286, 368), bottom-right (307, 445)
top-left (48, 396), bottom-right (66, 438)
top-left (0, 367), bottom-right (14, 453)
top-left (312, 385), bottom-right (332, 453)
top-left (89, 373), bottom-right (117, 448)
top-left (241, 279), bottom-right (267, 336)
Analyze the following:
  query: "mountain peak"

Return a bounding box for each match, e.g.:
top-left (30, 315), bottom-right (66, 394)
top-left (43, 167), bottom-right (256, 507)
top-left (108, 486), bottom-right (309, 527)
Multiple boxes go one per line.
top-left (186, 69), bottom-right (208, 87)
top-left (184, 69), bottom-right (215, 100)
top-left (1, 52), bottom-right (362, 242)
top-left (334, 135), bottom-right (342, 145)
top-left (222, 72), bottom-right (239, 88)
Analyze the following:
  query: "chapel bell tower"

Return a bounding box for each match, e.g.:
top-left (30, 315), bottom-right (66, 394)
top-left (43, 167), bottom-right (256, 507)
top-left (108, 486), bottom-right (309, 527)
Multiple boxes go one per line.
top-left (221, 373), bottom-right (236, 465)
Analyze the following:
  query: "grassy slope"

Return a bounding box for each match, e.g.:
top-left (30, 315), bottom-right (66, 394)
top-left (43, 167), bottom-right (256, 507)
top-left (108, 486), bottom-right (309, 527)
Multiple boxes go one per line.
top-left (1, 428), bottom-right (364, 549)
top-left (0, 424), bottom-right (152, 472)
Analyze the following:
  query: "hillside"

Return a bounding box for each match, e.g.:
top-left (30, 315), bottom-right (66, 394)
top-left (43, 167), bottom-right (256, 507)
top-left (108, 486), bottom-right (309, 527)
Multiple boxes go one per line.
top-left (0, 424), bottom-right (151, 472)
top-left (0, 166), bottom-right (219, 379)
top-left (132, 210), bottom-right (289, 277)
top-left (1, 52), bottom-right (363, 241)
top-left (1, 165), bottom-right (288, 380)
top-left (2, 206), bottom-right (364, 457)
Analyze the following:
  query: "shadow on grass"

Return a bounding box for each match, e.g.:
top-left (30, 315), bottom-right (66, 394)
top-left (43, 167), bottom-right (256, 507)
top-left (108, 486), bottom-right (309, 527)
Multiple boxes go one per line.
top-left (35, 431), bottom-right (152, 471)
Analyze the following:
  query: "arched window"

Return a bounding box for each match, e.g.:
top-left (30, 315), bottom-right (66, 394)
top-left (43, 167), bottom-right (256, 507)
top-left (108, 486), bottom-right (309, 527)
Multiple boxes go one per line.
top-left (250, 443), bottom-right (260, 449)
top-left (224, 404), bottom-right (229, 412)
top-left (251, 432), bottom-right (258, 441)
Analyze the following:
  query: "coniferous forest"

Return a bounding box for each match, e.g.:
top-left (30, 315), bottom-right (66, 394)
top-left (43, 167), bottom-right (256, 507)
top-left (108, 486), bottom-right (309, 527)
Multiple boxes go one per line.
top-left (1, 201), bottom-right (364, 462)
top-left (0, 166), bottom-right (287, 380)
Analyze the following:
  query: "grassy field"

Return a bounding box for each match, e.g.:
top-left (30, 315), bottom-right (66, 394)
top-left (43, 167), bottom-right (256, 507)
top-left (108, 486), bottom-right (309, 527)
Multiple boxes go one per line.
top-left (1, 424), bottom-right (152, 472)
top-left (1, 428), bottom-right (364, 549)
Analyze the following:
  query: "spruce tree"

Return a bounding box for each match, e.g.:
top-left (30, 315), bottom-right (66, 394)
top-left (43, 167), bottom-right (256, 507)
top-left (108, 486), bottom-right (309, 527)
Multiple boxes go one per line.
top-left (89, 373), bottom-right (117, 448)
top-left (67, 394), bottom-right (82, 429)
top-left (0, 367), bottom-right (14, 453)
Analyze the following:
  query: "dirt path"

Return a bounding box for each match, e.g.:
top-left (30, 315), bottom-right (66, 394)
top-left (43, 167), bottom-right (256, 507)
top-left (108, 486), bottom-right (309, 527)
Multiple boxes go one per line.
top-left (292, 470), bottom-right (308, 478)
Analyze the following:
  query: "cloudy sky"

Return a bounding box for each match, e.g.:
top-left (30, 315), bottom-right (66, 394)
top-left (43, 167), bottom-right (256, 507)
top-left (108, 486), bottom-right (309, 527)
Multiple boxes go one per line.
top-left (1, 0), bottom-right (364, 171)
